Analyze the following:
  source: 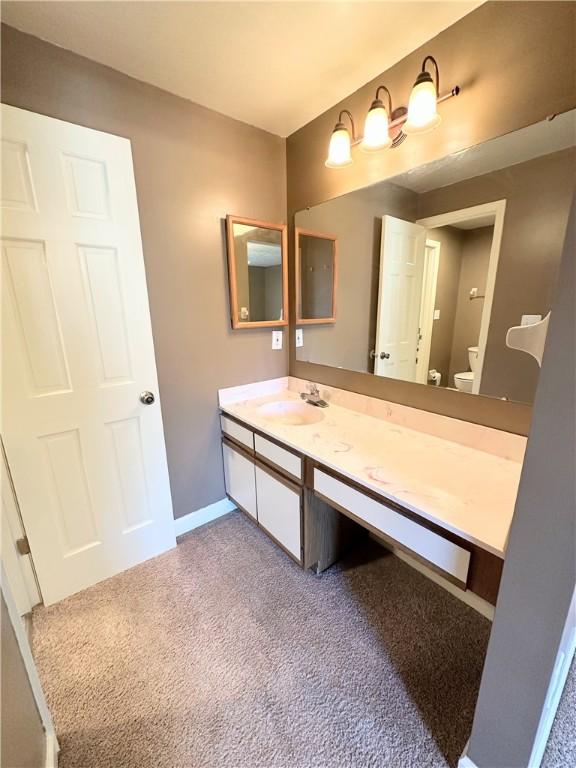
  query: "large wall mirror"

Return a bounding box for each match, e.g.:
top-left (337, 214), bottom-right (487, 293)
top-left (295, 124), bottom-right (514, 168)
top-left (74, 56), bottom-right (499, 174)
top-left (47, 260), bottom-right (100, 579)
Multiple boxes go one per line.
top-left (226, 215), bottom-right (288, 329)
top-left (295, 110), bottom-right (575, 406)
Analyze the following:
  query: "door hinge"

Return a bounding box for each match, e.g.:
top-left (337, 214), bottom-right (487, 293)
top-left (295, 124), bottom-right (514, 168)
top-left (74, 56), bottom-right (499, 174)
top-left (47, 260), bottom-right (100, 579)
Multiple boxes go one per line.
top-left (16, 536), bottom-right (31, 556)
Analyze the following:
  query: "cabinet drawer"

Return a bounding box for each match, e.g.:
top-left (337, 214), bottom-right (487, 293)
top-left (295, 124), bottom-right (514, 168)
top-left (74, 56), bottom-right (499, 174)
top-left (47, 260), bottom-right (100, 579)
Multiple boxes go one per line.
top-left (255, 434), bottom-right (302, 482)
top-left (222, 442), bottom-right (257, 520)
top-left (256, 466), bottom-right (302, 561)
top-left (314, 469), bottom-right (470, 585)
top-left (221, 414), bottom-right (254, 450)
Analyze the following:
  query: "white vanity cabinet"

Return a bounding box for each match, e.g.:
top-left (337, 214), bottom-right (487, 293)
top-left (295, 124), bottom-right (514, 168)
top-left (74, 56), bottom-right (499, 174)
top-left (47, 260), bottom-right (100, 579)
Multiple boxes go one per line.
top-left (220, 410), bottom-right (502, 604)
top-left (255, 465), bottom-right (302, 560)
top-left (222, 442), bottom-right (257, 520)
top-left (221, 416), bottom-right (304, 564)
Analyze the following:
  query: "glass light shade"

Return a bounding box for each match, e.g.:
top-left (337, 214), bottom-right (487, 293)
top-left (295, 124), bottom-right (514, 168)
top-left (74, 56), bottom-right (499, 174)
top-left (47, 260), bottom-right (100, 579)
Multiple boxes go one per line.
top-left (404, 78), bottom-right (441, 135)
top-left (361, 103), bottom-right (392, 152)
top-left (325, 125), bottom-right (353, 168)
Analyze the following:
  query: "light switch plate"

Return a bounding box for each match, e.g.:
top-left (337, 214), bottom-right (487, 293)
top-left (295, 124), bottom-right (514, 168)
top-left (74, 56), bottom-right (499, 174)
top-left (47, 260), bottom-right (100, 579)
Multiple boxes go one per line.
top-left (434, 309), bottom-right (441, 320)
top-left (295, 328), bottom-right (304, 347)
top-left (272, 330), bottom-right (283, 350)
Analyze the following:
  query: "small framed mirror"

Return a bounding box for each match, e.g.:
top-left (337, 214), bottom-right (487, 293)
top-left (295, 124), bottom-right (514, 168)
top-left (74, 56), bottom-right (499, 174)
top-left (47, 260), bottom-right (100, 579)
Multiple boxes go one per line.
top-left (295, 228), bottom-right (338, 324)
top-left (226, 215), bottom-right (288, 329)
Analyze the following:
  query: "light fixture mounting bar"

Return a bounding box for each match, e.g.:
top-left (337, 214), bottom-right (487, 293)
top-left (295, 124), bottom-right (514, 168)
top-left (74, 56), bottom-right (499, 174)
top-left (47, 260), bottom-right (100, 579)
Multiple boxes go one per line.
top-left (350, 85), bottom-right (460, 146)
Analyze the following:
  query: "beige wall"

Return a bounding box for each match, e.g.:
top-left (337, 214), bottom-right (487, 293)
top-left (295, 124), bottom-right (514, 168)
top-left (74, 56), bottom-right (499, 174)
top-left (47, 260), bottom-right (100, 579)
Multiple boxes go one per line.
top-left (427, 226), bottom-right (463, 385)
top-left (287, 1), bottom-right (576, 434)
top-left (299, 236), bottom-right (334, 320)
top-left (1, 24), bottom-right (287, 518)
top-left (426, 226), bottom-right (493, 387)
top-left (247, 264), bottom-right (282, 322)
top-left (1, 596), bottom-right (45, 768)
top-left (264, 264), bottom-right (283, 321)
top-left (448, 227), bottom-right (493, 382)
top-left (467, 198), bottom-right (576, 768)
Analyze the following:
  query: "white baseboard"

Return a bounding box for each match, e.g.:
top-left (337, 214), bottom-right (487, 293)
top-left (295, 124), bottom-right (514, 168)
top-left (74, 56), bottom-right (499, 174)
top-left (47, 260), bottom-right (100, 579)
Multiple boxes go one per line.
top-left (174, 498), bottom-right (235, 537)
top-left (528, 587), bottom-right (576, 768)
top-left (45, 731), bottom-right (59, 768)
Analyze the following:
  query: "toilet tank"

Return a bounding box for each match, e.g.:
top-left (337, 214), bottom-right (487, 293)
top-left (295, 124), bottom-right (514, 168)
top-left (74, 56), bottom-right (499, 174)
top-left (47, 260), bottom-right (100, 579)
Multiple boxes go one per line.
top-left (468, 346), bottom-right (479, 372)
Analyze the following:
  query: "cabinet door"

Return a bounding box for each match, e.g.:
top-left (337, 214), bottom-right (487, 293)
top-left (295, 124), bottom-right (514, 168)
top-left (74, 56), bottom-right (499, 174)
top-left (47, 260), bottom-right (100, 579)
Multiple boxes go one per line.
top-left (222, 443), bottom-right (257, 520)
top-left (256, 466), bottom-right (301, 561)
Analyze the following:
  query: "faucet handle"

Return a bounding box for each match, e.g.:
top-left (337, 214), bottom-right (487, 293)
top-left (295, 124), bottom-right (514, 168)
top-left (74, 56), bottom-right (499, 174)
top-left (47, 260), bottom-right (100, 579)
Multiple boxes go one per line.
top-left (307, 382), bottom-right (319, 396)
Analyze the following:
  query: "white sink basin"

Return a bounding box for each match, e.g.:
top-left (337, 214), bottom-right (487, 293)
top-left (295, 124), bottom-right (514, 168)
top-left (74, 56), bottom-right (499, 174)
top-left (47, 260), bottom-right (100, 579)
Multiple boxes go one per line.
top-left (256, 400), bottom-right (325, 426)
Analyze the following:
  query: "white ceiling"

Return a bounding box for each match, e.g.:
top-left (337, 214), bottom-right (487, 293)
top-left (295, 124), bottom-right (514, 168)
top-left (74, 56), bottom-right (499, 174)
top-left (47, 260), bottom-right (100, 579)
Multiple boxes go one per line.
top-left (247, 242), bottom-right (281, 267)
top-left (1, 1), bottom-right (481, 137)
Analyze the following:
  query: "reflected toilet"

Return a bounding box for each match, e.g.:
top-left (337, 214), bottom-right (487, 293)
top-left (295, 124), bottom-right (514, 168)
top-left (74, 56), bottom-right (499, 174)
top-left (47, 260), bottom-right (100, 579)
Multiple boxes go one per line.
top-left (454, 346), bottom-right (479, 393)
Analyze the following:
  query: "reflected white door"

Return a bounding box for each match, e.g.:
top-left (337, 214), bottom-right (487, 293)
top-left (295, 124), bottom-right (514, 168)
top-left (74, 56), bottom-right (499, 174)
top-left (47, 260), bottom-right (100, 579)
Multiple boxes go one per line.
top-left (374, 216), bottom-right (426, 381)
top-left (1, 105), bottom-right (175, 605)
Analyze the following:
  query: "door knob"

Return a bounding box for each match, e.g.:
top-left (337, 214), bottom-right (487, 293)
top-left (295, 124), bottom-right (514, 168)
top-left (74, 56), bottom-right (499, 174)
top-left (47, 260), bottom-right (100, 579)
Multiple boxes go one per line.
top-left (140, 391), bottom-right (155, 405)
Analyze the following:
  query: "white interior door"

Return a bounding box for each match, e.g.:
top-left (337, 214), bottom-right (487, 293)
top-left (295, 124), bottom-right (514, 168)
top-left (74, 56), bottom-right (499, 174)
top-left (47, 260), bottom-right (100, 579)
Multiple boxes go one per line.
top-left (1, 105), bottom-right (175, 606)
top-left (374, 215), bottom-right (426, 381)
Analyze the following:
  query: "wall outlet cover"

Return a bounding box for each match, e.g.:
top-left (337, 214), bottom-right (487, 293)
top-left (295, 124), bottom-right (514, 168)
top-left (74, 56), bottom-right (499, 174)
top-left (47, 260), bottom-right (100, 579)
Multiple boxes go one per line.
top-left (295, 328), bottom-right (304, 347)
top-left (272, 330), bottom-right (283, 350)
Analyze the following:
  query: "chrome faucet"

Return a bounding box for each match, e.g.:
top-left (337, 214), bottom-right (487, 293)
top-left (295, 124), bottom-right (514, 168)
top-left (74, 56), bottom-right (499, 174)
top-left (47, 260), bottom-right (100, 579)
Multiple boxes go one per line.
top-left (300, 382), bottom-right (328, 408)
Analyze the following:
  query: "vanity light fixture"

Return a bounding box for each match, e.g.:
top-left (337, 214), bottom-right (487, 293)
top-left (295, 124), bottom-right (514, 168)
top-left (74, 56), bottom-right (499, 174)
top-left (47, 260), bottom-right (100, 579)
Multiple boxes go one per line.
top-left (404, 55), bottom-right (441, 134)
top-left (325, 55), bottom-right (460, 168)
top-left (325, 110), bottom-right (356, 168)
top-left (361, 86), bottom-right (393, 152)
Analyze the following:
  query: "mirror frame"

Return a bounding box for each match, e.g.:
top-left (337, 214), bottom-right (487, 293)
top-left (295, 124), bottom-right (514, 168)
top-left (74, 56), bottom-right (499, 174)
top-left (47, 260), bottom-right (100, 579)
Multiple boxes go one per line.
top-left (295, 227), bottom-right (338, 325)
top-left (226, 215), bottom-right (288, 329)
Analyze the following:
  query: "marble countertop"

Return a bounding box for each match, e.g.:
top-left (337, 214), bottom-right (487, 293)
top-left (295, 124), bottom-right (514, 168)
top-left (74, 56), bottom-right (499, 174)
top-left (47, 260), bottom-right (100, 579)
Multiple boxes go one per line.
top-left (219, 380), bottom-right (524, 558)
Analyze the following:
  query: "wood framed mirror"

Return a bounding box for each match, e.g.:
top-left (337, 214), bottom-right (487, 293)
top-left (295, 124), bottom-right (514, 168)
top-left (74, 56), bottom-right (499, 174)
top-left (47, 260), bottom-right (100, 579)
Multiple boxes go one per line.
top-left (226, 215), bottom-right (288, 329)
top-left (295, 228), bottom-right (338, 324)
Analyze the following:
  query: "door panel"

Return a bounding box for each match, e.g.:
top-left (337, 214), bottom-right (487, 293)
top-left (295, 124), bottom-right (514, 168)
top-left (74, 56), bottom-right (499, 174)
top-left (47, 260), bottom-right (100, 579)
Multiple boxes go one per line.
top-left (1, 138), bottom-right (37, 211)
top-left (79, 245), bottom-right (133, 384)
top-left (374, 216), bottom-right (426, 382)
top-left (2, 105), bottom-right (175, 605)
top-left (41, 429), bottom-right (100, 555)
top-left (4, 239), bottom-right (71, 393)
top-left (62, 153), bottom-right (111, 220)
top-left (255, 467), bottom-right (301, 560)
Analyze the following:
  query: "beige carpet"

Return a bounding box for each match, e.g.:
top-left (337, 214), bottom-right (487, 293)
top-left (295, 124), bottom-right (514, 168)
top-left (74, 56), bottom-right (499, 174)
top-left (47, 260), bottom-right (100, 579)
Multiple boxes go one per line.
top-left (32, 512), bottom-right (493, 768)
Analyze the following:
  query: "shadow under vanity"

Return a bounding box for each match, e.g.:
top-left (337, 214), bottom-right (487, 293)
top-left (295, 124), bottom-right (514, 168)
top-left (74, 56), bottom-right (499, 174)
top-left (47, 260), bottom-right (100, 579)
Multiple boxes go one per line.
top-left (219, 378), bottom-right (525, 609)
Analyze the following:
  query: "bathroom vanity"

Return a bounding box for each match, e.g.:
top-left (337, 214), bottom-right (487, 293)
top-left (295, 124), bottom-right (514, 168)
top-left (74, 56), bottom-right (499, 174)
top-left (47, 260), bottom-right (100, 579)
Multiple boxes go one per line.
top-left (220, 118), bottom-right (574, 613)
top-left (219, 378), bottom-right (525, 607)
